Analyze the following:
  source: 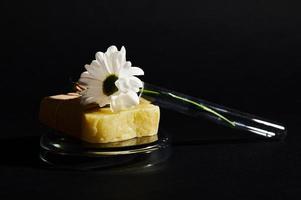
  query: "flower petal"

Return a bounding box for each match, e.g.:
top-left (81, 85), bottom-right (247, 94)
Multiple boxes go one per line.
top-left (78, 71), bottom-right (102, 86)
top-left (125, 90), bottom-right (140, 105)
top-left (96, 96), bottom-right (110, 107)
top-left (115, 78), bottom-right (129, 93)
top-left (129, 67), bottom-right (144, 76)
top-left (85, 60), bottom-right (109, 81)
top-left (103, 53), bottom-right (113, 73)
top-left (120, 46), bottom-right (126, 63)
top-left (96, 52), bottom-right (112, 74)
top-left (95, 51), bottom-right (104, 61)
top-left (110, 51), bottom-right (121, 74)
top-left (78, 45), bottom-right (144, 111)
top-left (81, 97), bottom-right (97, 105)
top-left (116, 52), bottom-right (125, 74)
top-left (128, 76), bottom-right (143, 92)
top-left (85, 86), bottom-right (102, 98)
top-left (81, 95), bottom-right (109, 107)
top-left (80, 83), bottom-right (111, 107)
top-left (110, 91), bottom-right (139, 112)
top-left (115, 76), bottom-right (143, 93)
top-left (107, 45), bottom-right (118, 54)
top-left (110, 95), bottom-right (121, 112)
top-left (118, 61), bottom-right (132, 78)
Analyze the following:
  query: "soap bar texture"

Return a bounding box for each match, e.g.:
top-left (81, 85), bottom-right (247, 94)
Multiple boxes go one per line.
top-left (39, 94), bottom-right (160, 143)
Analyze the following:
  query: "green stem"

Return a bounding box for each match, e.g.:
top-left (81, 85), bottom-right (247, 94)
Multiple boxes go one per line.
top-left (142, 89), bottom-right (160, 95)
top-left (141, 89), bottom-right (235, 127)
top-left (168, 93), bottom-right (235, 127)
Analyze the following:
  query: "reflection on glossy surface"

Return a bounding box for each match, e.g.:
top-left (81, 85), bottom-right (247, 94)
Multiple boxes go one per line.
top-left (40, 129), bottom-right (164, 156)
top-left (235, 122), bottom-right (276, 138)
top-left (40, 146), bottom-right (171, 172)
top-left (98, 135), bottom-right (158, 148)
top-left (40, 128), bottom-right (170, 170)
top-left (252, 118), bottom-right (285, 130)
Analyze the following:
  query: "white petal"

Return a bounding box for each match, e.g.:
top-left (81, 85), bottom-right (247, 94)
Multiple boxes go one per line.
top-left (96, 52), bottom-right (112, 74)
top-left (95, 51), bottom-right (104, 62)
top-left (81, 95), bottom-right (109, 107)
top-left (115, 78), bottom-right (129, 93)
top-left (78, 71), bottom-right (102, 86)
top-left (123, 61), bottom-right (132, 70)
top-left (104, 46), bottom-right (127, 75)
top-left (110, 95), bottom-right (121, 112)
top-left (96, 96), bottom-right (110, 107)
top-left (110, 52), bottom-right (121, 74)
top-left (80, 84), bottom-right (110, 107)
top-left (80, 89), bottom-right (98, 104)
top-left (128, 76), bottom-right (143, 92)
top-left (115, 76), bottom-right (143, 93)
top-left (129, 67), bottom-right (144, 76)
top-left (80, 71), bottom-right (94, 79)
top-left (85, 60), bottom-right (108, 81)
top-left (107, 45), bottom-right (118, 54)
top-left (85, 62), bottom-right (99, 77)
top-left (85, 86), bottom-right (103, 97)
top-left (120, 46), bottom-right (126, 63)
top-left (81, 97), bottom-right (97, 105)
top-left (119, 61), bottom-right (132, 78)
top-left (110, 91), bottom-right (139, 112)
top-left (103, 53), bottom-right (113, 73)
top-left (125, 90), bottom-right (140, 105)
top-left (116, 52), bottom-right (125, 73)
top-left (81, 87), bottom-right (110, 107)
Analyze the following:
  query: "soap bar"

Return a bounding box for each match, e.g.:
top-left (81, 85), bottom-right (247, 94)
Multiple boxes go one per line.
top-left (39, 94), bottom-right (160, 143)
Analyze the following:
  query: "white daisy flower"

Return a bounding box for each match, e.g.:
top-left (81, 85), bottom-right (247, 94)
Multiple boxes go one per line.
top-left (78, 45), bottom-right (144, 112)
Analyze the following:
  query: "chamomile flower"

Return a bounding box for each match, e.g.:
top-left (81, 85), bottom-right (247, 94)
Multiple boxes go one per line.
top-left (78, 45), bottom-right (144, 112)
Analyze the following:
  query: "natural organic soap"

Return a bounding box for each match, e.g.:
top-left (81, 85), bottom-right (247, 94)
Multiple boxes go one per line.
top-left (39, 94), bottom-right (160, 143)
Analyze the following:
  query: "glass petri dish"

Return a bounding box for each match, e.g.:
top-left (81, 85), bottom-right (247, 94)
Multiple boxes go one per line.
top-left (39, 128), bottom-right (171, 170)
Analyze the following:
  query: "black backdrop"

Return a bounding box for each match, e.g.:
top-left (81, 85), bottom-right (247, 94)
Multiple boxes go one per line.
top-left (1, 0), bottom-right (301, 199)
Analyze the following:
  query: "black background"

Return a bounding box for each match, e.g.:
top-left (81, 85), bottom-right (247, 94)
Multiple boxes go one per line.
top-left (1, 0), bottom-right (301, 199)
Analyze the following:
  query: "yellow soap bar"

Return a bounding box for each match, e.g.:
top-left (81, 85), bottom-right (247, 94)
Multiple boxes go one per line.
top-left (39, 94), bottom-right (160, 143)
